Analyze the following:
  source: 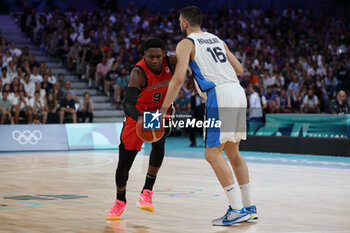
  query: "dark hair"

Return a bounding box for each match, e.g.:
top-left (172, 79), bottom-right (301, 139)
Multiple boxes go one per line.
top-left (143, 38), bottom-right (165, 51)
top-left (33, 114), bottom-right (40, 120)
top-left (252, 85), bottom-right (260, 93)
top-left (180, 6), bottom-right (202, 27)
top-left (2, 85), bottom-right (8, 93)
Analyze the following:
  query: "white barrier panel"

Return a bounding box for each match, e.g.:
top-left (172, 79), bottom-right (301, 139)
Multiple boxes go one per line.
top-left (0, 125), bottom-right (69, 151)
top-left (65, 123), bottom-right (121, 150)
top-left (0, 123), bottom-right (123, 152)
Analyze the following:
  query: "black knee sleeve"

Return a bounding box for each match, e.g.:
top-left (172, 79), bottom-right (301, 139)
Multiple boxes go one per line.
top-left (149, 128), bottom-right (169, 167)
top-left (116, 142), bottom-right (138, 187)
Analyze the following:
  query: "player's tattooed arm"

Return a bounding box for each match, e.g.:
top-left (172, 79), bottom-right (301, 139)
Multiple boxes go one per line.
top-left (128, 66), bottom-right (147, 90)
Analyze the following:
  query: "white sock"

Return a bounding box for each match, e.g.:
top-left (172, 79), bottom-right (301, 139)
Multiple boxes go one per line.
top-left (224, 184), bottom-right (243, 210)
top-left (240, 183), bottom-right (253, 207)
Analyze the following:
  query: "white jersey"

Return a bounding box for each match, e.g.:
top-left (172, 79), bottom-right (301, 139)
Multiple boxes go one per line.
top-left (187, 32), bottom-right (246, 147)
top-left (187, 32), bottom-right (239, 95)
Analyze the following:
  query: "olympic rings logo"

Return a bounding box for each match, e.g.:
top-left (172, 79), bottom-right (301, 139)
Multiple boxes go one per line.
top-left (12, 130), bottom-right (43, 145)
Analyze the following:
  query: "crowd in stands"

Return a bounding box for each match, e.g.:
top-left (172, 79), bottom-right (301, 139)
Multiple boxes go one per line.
top-left (1, 2), bottom-right (349, 125)
top-left (0, 39), bottom-right (94, 124)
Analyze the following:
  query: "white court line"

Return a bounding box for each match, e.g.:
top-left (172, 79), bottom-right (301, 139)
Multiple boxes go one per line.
top-left (286, 231), bottom-right (350, 233)
top-left (1, 152), bottom-right (349, 176)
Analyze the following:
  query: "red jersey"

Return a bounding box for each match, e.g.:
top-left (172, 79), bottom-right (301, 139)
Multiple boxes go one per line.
top-left (135, 56), bottom-right (173, 113)
top-left (121, 56), bottom-right (173, 151)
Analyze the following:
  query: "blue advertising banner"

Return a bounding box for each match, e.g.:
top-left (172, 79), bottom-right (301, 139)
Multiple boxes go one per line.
top-left (248, 114), bottom-right (350, 138)
top-left (65, 123), bottom-right (121, 150)
top-left (0, 125), bottom-right (68, 151)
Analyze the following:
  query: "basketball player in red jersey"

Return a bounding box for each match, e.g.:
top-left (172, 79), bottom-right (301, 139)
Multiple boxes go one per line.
top-left (107, 38), bottom-right (176, 220)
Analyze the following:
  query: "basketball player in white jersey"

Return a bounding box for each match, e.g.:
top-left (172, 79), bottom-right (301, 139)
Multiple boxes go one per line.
top-left (160, 6), bottom-right (258, 225)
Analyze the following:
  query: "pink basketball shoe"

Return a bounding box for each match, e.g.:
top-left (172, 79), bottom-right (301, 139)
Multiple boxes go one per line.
top-left (107, 199), bottom-right (126, 220)
top-left (136, 189), bottom-right (154, 212)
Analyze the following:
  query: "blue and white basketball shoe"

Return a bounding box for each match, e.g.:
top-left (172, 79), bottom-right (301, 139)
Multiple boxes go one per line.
top-left (246, 205), bottom-right (258, 220)
top-left (212, 206), bottom-right (250, 226)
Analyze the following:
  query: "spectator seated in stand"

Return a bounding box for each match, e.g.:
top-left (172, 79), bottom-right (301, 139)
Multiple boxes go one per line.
top-left (41, 73), bottom-right (53, 94)
top-left (96, 56), bottom-right (112, 92)
top-left (1, 67), bottom-right (12, 86)
top-left (262, 86), bottom-right (278, 114)
top-left (30, 66), bottom-right (43, 84)
top-left (45, 68), bottom-right (56, 84)
top-left (21, 73), bottom-right (35, 99)
top-left (59, 92), bottom-right (77, 124)
top-left (32, 114), bottom-right (41, 124)
top-left (6, 61), bottom-right (17, 81)
top-left (67, 41), bottom-right (82, 71)
top-left (291, 90), bottom-right (303, 113)
top-left (52, 82), bottom-right (64, 104)
top-left (276, 88), bottom-right (292, 113)
top-left (56, 30), bottom-right (73, 66)
top-left (34, 82), bottom-right (46, 101)
top-left (329, 90), bottom-right (348, 114)
top-left (9, 41), bottom-right (22, 57)
top-left (114, 67), bottom-right (129, 109)
top-left (46, 92), bottom-right (59, 123)
top-left (78, 92), bottom-right (94, 123)
top-left (302, 89), bottom-right (320, 113)
top-left (0, 89), bottom-right (15, 124)
top-left (38, 61), bottom-right (46, 76)
top-left (30, 90), bottom-right (48, 124)
top-left (18, 46), bottom-right (35, 67)
top-left (13, 90), bottom-right (33, 124)
top-left (62, 81), bottom-right (78, 102)
top-left (57, 73), bottom-right (65, 88)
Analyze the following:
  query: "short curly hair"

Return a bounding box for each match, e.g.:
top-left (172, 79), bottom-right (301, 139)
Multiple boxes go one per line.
top-left (143, 38), bottom-right (165, 52)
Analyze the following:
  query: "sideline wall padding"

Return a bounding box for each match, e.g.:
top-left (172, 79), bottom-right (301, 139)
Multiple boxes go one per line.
top-left (240, 135), bottom-right (350, 156)
top-left (0, 125), bottom-right (69, 151)
top-left (1, 124), bottom-right (349, 156)
top-left (248, 114), bottom-right (349, 138)
top-left (65, 123), bottom-right (120, 150)
top-left (0, 123), bottom-right (123, 152)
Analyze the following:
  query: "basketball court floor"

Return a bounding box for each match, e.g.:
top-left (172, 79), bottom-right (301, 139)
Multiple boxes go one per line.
top-left (1, 137), bottom-right (350, 233)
